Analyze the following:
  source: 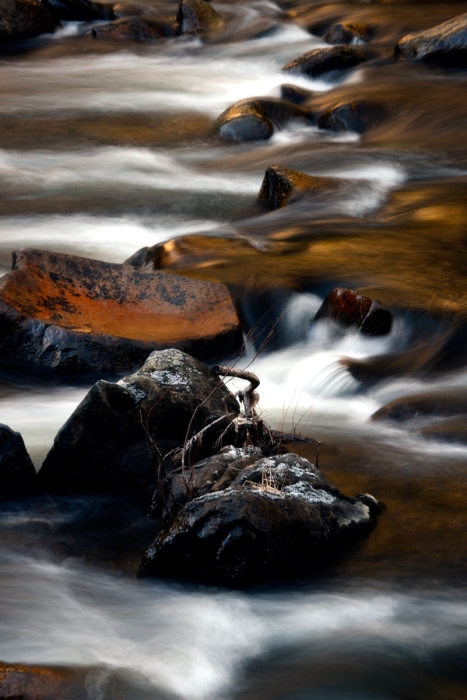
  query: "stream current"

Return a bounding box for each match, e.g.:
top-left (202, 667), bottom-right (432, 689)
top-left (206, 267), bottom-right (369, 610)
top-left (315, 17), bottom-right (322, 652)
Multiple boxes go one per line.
top-left (2, 1), bottom-right (467, 698)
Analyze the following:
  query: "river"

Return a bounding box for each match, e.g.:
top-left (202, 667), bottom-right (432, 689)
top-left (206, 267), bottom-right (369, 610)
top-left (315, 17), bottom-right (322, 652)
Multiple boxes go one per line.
top-left (2, 1), bottom-right (467, 698)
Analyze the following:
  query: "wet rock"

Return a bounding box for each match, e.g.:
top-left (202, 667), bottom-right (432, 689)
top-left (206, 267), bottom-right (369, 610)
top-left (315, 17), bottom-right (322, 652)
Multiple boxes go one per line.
top-left (371, 390), bottom-right (467, 422)
top-left (38, 349), bottom-right (240, 495)
top-left (325, 21), bottom-right (369, 45)
top-left (177, 0), bottom-right (223, 34)
top-left (42, 0), bottom-right (112, 21)
top-left (92, 15), bottom-right (177, 40)
top-left (283, 46), bottom-right (367, 79)
top-left (0, 248), bottom-right (242, 376)
top-left (421, 417), bottom-right (467, 445)
top-left (313, 288), bottom-right (393, 336)
top-left (0, 0), bottom-right (59, 42)
top-left (257, 165), bottom-right (337, 210)
top-left (395, 12), bottom-right (467, 67)
top-left (318, 100), bottom-right (384, 134)
top-left (139, 452), bottom-right (383, 586)
top-left (212, 97), bottom-right (312, 142)
top-left (280, 83), bottom-right (314, 106)
top-left (0, 424), bottom-right (36, 494)
top-left (0, 662), bottom-right (82, 700)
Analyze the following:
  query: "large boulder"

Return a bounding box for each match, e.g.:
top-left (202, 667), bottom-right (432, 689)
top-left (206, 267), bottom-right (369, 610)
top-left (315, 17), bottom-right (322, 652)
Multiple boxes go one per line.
top-left (42, 0), bottom-right (112, 21)
top-left (92, 16), bottom-right (177, 40)
top-left (0, 424), bottom-right (36, 494)
top-left (257, 165), bottom-right (339, 210)
top-left (0, 249), bottom-right (242, 375)
top-left (395, 12), bottom-right (467, 67)
top-left (176, 0), bottom-right (223, 34)
top-left (38, 349), bottom-right (240, 494)
top-left (212, 97), bottom-right (312, 142)
top-left (318, 100), bottom-right (384, 134)
top-left (283, 46), bottom-right (367, 79)
top-left (313, 288), bottom-right (393, 336)
top-left (0, 0), bottom-right (59, 42)
top-left (139, 452), bottom-right (382, 586)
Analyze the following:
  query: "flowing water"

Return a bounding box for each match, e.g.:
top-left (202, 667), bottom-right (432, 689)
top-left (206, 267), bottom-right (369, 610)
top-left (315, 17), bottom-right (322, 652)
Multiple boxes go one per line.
top-left (2, 1), bottom-right (467, 698)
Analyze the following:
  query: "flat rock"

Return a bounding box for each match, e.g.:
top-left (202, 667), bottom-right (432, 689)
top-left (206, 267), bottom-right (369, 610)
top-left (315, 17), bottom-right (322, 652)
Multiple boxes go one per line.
top-left (0, 424), bottom-right (36, 494)
top-left (92, 16), bottom-right (177, 40)
top-left (371, 390), bottom-right (467, 422)
top-left (0, 662), bottom-right (83, 700)
top-left (283, 46), bottom-right (367, 79)
top-left (313, 287), bottom-right (393, 336)
top-left (325, 21), bottom-right (369, 45)
top-left (139, 452), bottom-right (382, 586)
top-left (0, 0), bottom-right (59, 42)
top-left (257, 165), bottom-right (338, 210)
top-left (395, 12), bottom-right (467, 67)
top-left (38, 349), bottom-right (240, 494)
top-left (212, 97), bottom-right (312, 142)
top-left (318, 100), bottom-right (384, 134)
top-left (176, 0), bottom-right (223, 34)
top-left (0, 248), bottom-right (242, 375)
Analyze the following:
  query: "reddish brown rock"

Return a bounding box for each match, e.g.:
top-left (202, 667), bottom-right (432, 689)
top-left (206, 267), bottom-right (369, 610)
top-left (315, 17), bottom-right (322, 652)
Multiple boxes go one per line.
top-left (92, 16), bottom-right (178, 40)
top-left (212, 97), bottom-right (312, 142)
top-left (313, 287), bottom-right (393, 336)
top-left (177, 0), bottom-right (223, 34)
top-left (257, 165), bottom-right (337, 210)
top-left (395, 12), bottom-right (467, 67)
top-left (0, 662), bottom-right (77, 700)
top-left (283, 46), bottom-right (367, 79)
top-left (0, 248), bottom-right (242, 375)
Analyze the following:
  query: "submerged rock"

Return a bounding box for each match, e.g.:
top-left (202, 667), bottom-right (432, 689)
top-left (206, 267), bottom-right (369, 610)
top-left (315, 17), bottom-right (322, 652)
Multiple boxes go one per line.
top-left (257, 165), bottom-right (337, 210)
top-left (371, 390), bottom-right (467, 422)
top-left (92, 16), bottom-right (177, 40)
top-left (0, 424), bottom-right (36, 494)
top-left (395, 12), bottom-right (467, 67)
top-left (38, 349), bottom-right (240, 494)
top-left (283, 46), bottom-right (367, 79)
top-left (280, 83), bottom-right (315, 105)
top-left (177, 0), bottom-right (223, 34)
top-left (318, 100), bottom-right (384, 134)
top-left (0, 248), bottom-right (242, 375)
top-left (313, 288), bottom-right (393, 336)
top-left (0, 0), bottom-right (59, 42)
top-left (139, 452), bottom-right (383, 586)
top-left (325, 21), bottom-right (369, 45)
top-left (212, 97), bottom-right (312, 142)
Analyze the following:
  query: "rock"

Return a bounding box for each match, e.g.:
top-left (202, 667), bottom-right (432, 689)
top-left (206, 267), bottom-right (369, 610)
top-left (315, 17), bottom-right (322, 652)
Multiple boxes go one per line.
top-left (212, 97), bottom-right (312, 142)
top-left (283, 46), bottom-right (367, 79)
top-left (42, 0), bottom-right (112, 21)
top-left (0, 424), bottom-right (36, 494)
top-left (139, 452), bottom-right (383, 586)
top-left (318, 100), bottom-right (384, 134)
top-left (280, 83), bottom-right (314, 105)
top-left (0, 662), bottom-right (81, 700)
top-left (38, 349), bottom-right (240, 494)
top-left (371, 390), bottom-right (467, 422)
top-left (176, 0), bottom-right (223, 34)
top-left (325, 21), bottom-right (369, 45)
top-left (257, 165), bottom-right (337, 210)
top-left (421, 417), bottom-right (467, 445)
top-left (0, 248), bottom-right (242, 376)
top-left (0, 0), bottom-right (59, 43)
top-left (313, 288), bottom-right (393, 336)
top-left (92, 16), bottom-right (177, 40)
top-left (395, 12), bottom-right (467, 67)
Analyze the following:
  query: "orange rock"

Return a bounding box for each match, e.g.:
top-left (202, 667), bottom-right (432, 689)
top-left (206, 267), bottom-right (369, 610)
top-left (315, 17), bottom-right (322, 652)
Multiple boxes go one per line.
top-left (314, 287), bottom-right (393, 336)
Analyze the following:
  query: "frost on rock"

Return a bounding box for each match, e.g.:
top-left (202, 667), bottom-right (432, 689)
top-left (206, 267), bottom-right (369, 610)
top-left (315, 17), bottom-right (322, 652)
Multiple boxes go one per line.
top-left (150, 370), bottom-right (191, 390)
top-left (335, 501), bottom-right (370, 528)
top-left (282, 481), bottom-right (336, 505)
top-left (116, 379), bottom-right (146, 403)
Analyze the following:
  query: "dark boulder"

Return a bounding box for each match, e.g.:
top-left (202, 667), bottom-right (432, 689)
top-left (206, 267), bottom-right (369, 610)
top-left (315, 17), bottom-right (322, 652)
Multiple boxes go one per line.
top-left (318, 100), bottom-right (384, 134)
top-left (0, 0), bottom-right (59, 42)
top-left (313, 288), bottom-right (393, 336)
top-left (280, 83), bottom-right (314, 106)
top-left (0, 248), bottom-right (242, 376)
top-left (283, 46), bottom-right (367, 79)
top-left (257, 165), bottom-right (338, 210)
top-left (38, 349), bottom-right (240, 495)
top-left (42, 0), bottom-right (112, 21)
top-left (92, 16), bottom-right (177, 40)
top-left (325, 21), bottom-right (369, 45)
top-left (177, 0), bottom-right (223, 34)
top-left (139, 452), bottom-right (383, 587)
top-left (395, 12), bottom-right (467, 67)
top-left (0, 424), bottom-right (36, 494)
top-left (371, 390), bottom-right (467, 422)
top-left (212, 97), bottom-right (312, 142)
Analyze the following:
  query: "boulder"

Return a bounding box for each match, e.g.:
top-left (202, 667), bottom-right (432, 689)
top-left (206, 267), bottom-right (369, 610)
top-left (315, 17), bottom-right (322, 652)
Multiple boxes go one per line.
top-left (0, 662), bottom-right (80, 700)
top-left (0, 424), bottom-right (36, 494)
top-left (283, 46), bottom-right (367, 79)
top-left (280, 83), bottom-right (314, 106)
top-left (395, 12), bottom-right (467, 67)
top-left (371, 390), bottom-right (467, 422)
top-left (139, 452), bottom-right (383, 586)
top-left (325, 21), bottom-right (369, 45)
top-left (92, 16), bottom-right (177, 40)
top-left (0, 0), bottom-right (59, 43)
top-left (176, 0), bottom-right (223, 34)
top-left (212, 97), bottom-right (312, 142)
top-left (313, 288), bottom-right (393, 336)
top-left (38, 349), bottom-right (240, 494)
top-left (42, 0), bottom-right (112, 21)
top-left (0, 249), bottom-right (242, 375)
top-left (318, 100), bottom-right (384, 134)
top-left (257, 165), bottom-right (337, 210)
